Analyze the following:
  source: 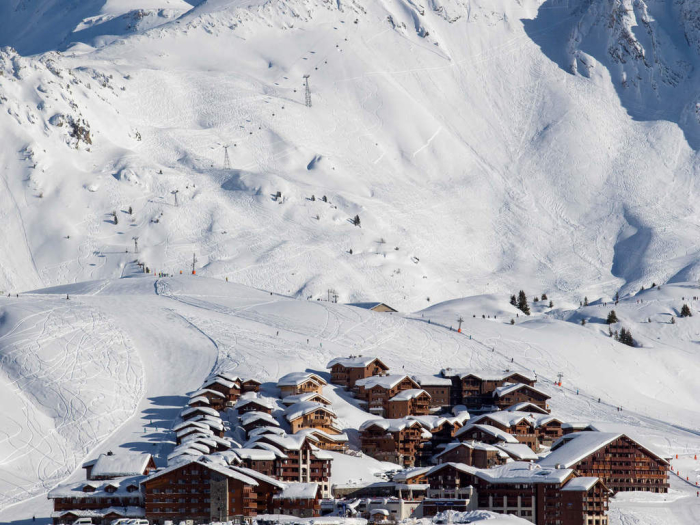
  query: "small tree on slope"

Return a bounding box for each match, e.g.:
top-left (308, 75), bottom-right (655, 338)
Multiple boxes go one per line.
top-left (680, 304), bottom-right (692, 318)
top-left (606, 310), bottom-right (618, 324)
top-left (517, 290), bottom-right (530, 316)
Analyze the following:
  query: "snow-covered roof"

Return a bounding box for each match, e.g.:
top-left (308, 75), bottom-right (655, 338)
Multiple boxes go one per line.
top-left (240, 411), bottom-right (279, 427)
top-left (389, 388), bottom-right (430, 402)
top-left (247, 433), bottom-right (310, 452)
top-left (493, 383), bottom-right (550, 399)
top-left (284, 401), bottom-right (336, 421)
top-left (174, 441), bottom-right (210, 454)
top-left (355, 375), bottom-right (416, 390)
top-left (235, 395), bottom-right (276, 410)
top-left (172, 420), bottom-right (209, 432)
top-left (188, 396), bottom-right (210, 406)
top-left (229, 464), bottom-right (286, 489)
top-left (190, 388), bottom-right (227, 399)
top-left (561, 477), bottom-right (601, 491)
top-left (184, 414), bottom-right (225, 430)
top-left (48, 476), bottom-right (143, 499)
top-left (493, 443), bottom-right (539, 461)
top-left (210, 371), bottom-right (241, 383)
top-left (282, 392), bottom-right (332, 406)
top-left (273, 482), bottom-right (320, 500)
top-left (143, 458), bottom-right (259, 486)
top-left (242, 378), bottom-right (262, 385)
top-left (434, 441), bottom-right (502, 458)
top-left (540, 432), bottom-right (669, 468)
top-left (326, 356), bottom-right (387, 369)
top-left (202, 376), bottom-right (237, 390)
top-left (346, 302), bottom-right (397, 312)
top-left (440, 368), bottom-right (536, 382)
top-left (359, 418), bottom-right (424, 433)
top-left (311, 446), bottom-right (334, 460)
top-left (277, 371), bottom-right (327, 387)
top-left (248, 426), bottom-right (286, 437)
top-left (180, 405), bottom-right (220, 418)
top-left (470, 411), bottom-right (558, 429)
top-left (411, 374), bottom-right (452, 386)
top-left (297, 428), bottom-right (349, 443)
top-left (234, 448), bottom-right (278, 461)
top-left (476, 462), bottom-right (574, 484)
top-left (505, 402), bottom-right (549, 414)
top-left (427, 462), bottom-right (479, 477)
top-left (454, 424), bottom-right (520, 443)
top-left (89, 452), bottom-right (153, 478)
top-left (392, 466), bottom-right (431, 482)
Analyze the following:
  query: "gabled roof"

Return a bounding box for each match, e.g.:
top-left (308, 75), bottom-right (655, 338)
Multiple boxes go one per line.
top-left (190, 388), bottom-right (227, 399)
top-left (248, 426), bottom-right (286, 438)
top-left (434, 441), bottom-right (503, 459)
top-left (359, 418), bottom-right (424, 433)
top-left (389, 389), bottom-right (430, 402)
top-left (327, 356), bottom-right (388, 370)
top-left (143, 458), bottom-right (258, 486)
top-left (475, 461), bottom-right (573, 484)
top-left (391, 466), bottom-right (431, 482)
top-left (242, 378), bottom-right (262, 385)
top-left (235, 394), bottom-right (276, 410)
top-left (427, 462), bottom-right (479, 477)
top-left (355, 374), bottom-right (418, 390)
top-left (240, 411), bottom-right (280, 427)
top-left (493, 442), bottom-right (539, 461)
top-left (233, 448), bottom-right (277, 461)
top-left (48, 476), bottom-right (143, 499)
top-left (493, 383), bottom-right (550, 399)
top-left (539, 432), bottom-right (670, 468)
top-left (273, 482), bottom-right (320, 500)
top-left (180, 405), bottom-right (220, 418)
top-left (285, 401), bottom-right (337, 422)
top-left (246, 433), bottom-right (311, 452)
top-left (282, 392), bottom-right (332, 406)
top-left (441, 369), bottom-right (536, 382)
top-left (347, 302), bottom-right (398, 312)
top-left (89, 452), bottom-right (153, 478)
top-left (454, 424), bottom-right (519, 444)
top-left (411, 374), bottom-right (452, 386)
top-left (406, 415), bottom-right (467, 431)
top-left (277, 372), bottom-right (327, 387)
top-left (505, 402), bottom-right (549, 414)
top-left (188, 396), bottom-right (210, 406)
top-left (561, 477), bottom-right (602, 491)
top-left (296, 428), bottom-right (349, 443)
top-left (201, 376), bottom-right (238, 390)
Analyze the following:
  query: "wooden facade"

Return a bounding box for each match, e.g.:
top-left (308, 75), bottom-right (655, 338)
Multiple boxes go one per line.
top-left (357, 376), bottom-right (421, 417)
top-left (434, 442), bottom-right (507, 469)
top-left (327, 356), bottom-right (390, 388)
top-left (359, 421), bottom-right (430, 467)
top-left (493, 384), bottom-right (551, 412)
top-left (386, 390), bottom-right (431, 419)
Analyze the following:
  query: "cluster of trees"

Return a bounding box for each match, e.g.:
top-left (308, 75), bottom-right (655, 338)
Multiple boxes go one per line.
top-left (614, 327), bottom-right (635, 347)
top-left (510, 290), bottom-right (530, 315)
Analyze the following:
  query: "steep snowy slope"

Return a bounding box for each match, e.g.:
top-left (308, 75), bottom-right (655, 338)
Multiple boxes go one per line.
top-left (2, 0), bottom-right (700, 310)
top-left (2, 275), bottom-right (700, 523)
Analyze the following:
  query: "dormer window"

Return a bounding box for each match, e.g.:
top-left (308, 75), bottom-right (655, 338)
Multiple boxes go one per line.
top-left (82, 485), bottom-right (96, 493)
top-left (105, 485), bottom-right (117, 493)
top-left (126, 485), bottom-right (139, 493)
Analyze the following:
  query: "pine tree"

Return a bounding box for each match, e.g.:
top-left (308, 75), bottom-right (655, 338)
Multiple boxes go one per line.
top-left (541, 293), bottom-right (548, 301)
top-left (517, 290), bottom-right (530, 315)
top-left (583, 296), bottom-right (589, 306)
top-left (510, 295), bottom-right (517, 307)
top-left (510, 319), bottom-right (515, 325)
top-left (128, 206), bottom-right (133, 215)
top-left (548, 300), bottom-right (553, 308)
top-left (533, 296), bottom-right (539, 303)
top-left (680, 304), bottom-right (692, 317)
top-left (614, 291), bottom-right (620, 302)
top-left (606, 310), bottom-right (618, 324)
top-left (671, 316), bottom-right (676, 325)
top-left (581, 318), bottom-right (586, 326)
top-left (353, 215), bottom-right (361, 227)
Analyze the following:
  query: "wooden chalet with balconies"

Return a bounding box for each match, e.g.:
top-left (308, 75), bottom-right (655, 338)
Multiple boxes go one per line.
top-left (277, 372), bottom-right (327, 397)
top-left (359, 418), bottom-right (432, 467)
top-left (355, 375), bottom-right (422, 417)
top-left (272, 483), bottom-right (321, 517)
top-left (387, 389), bottom-right (431, 418)
top-left (411, 375), bottom-right (452, 408)
top-left (455, 424), bottom-right (521, 446)
top-left (285, 401), bottom-right (341, 434)
top-left (492, 383), bottom-right (551, 412)
top-left (234, 394), bottom-right (276, 415)
top-left (326, 355), bottom-right (390, 388)
top-left (441, 369), bottom-right (537, 409)
top-left (434, 441), bottom-right (509, 469)
top-left (539, 431), bottom-right (670, 493)
top-left (469, 412), bottom-right (564, 451)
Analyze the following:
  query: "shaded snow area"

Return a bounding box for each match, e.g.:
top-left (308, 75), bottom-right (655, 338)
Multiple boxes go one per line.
top-left (3, 0), bottom-right (700, 310)
top-left (1, 277), bottom-right (700, 523)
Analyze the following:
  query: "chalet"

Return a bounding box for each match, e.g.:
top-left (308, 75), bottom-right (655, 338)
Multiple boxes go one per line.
top-left (492, 442), bottom-right (539, 462)
top-left (359, 419), bottom-right (432, 467)
top-left (282, 392), bottom-right (332, 406)
top-left (235, 394), bottom-right (276, 415)
top-left (492, 383), bottom-right (551, 412)
top-left (200, 374), bottom-right (242, 403)
top-left (48, 476), bottom-right (144, 525)
top-left (470, 411), bottom-right (564, 451)
top-left (387, 389), bottom-right (431, 419)
top-left (347, 302), bottom-right (398, 313)
top-left (173, 419), bottom-right (225, 443)
top-left (455, 424), bottom-right (520, 446)
top-left (407, 414), bottom-right (469, 452)
top-left (249, 426), bottom-right (287, 439)
top-left (440, 369), bottom-right (537, 408)
top-left (232, 449), bottom-right (278, 477)
top-left (326, 355), bottom-right (390, 388)
top-left (355, 375), bottom-right (421, 417)
top-left (188, 388), bottom-right (228, 411)
top-left (240, 411), bottom-right (281, 433)
top-left (180, 405), bottom-right (221, 421)
top-left (245, 433), bottom-right (333, 497)
top-left (539, 432), bottom-right (670, 493)
top-left (296, 428), bottom-right (349, 451)
top-left (411, 375), bottom-right (452, 408)
top-left (434, 441), bottom-right (508, 469)
top-left (83, 451), bottom-right (156, 480)
top-left (242, 378), bottom-right (262, 393)
top-left (285, 401), bottom-right (341, 434)
top-left (141, 458), bottom-right (285, 524)
top-left (272, 483), bottom-right (321, 517)
top-left (277, 372), bottom-right (327, 397)
top-left (475, 462), bottom-right (611, 525)
top-left (425, 462), bottom-right (478, 501)
top-left (505, 402), bottom-right (550, 415)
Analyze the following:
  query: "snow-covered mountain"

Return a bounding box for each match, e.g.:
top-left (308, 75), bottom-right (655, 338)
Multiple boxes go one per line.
top-left (2, 0), bottom-right (700, 310)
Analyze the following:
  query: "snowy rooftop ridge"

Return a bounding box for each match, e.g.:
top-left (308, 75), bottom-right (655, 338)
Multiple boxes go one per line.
top-left (454, 424), bottom-right (520, 444)
top-left (355, 374), bottom-right (417, 390)
top-left (326, 355), bottom-right (387, 369)
top-left (284, 401), bottom-right (337, 421)
top-left (88, 452), bottom-right (153, 478)
top-left (277, 372), bottom-right (327, 387)
top-left (389, 388), bottom-right (430, 402)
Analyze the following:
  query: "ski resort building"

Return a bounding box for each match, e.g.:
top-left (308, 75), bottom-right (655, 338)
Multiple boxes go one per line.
top-left (433, 441), bottom-right (509, 469)
top-left (277, 372), bottom-right (327, 397)
top-left (285, 401), bottom-right (341, 434)
top-left (469, 412), bottom-right (564, 451)
top-left (234, 394), bottom-right (275, 415)
top-left (82, 451), bottom-right (156, 480)
top-left (411, 375), bottom-right (452, 408)
top-left (386, 389), bottom-right (432, 418)
top-left (200, 373), bottom-right (243, 403)
top-left (492, 383), bottom-right (551, 412)
top-left (356, 375), bottom-right (422, 416)
top-left (49, 476), bottom-right (144, 525)
top-left (359, 419), bottom-right (432, 467)
top-left (271, 483), bottom-right (321, 517)
top-left (242, 379), bottom-right (262, 393)
top-left (441, 369), bottom-right (537, 409)
top-left (326, 355), bottom-right (390, 388)
top-left (347, 302), bottom-right (398, 313)
top-left (455, 424), bottom-right (521, 446)
top-left (539, 432), bottom-right (670, 493)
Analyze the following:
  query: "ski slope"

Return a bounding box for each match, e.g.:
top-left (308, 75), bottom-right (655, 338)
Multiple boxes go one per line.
top-left (1, 275), bottom-right (700, 523)
top-left (2, 0), bottom-right (700, 310)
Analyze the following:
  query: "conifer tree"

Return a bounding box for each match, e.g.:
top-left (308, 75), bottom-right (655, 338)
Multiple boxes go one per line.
top-left (510, 295), bottom-right (517, 307)
top-left (517, 290), bottom-right (530, 316)
top-left (606, 310), bottom-right (618, 324)
top-left (581, 318), bottom-right (586, 326)
top-left (680, 304), bottom-right (692, 317)
top-left (548, 300), bottom-right (553, 308)
top-left (541, 293), bottom-right (548, 301)
top-left (583, 296), bottom-right (589, 306)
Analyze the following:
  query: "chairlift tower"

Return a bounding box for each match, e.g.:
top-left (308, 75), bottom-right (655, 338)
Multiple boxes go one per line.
top-left (304, 75), bottom-right (312, 108)
top-left (132, 236), bottom-right (139, 254)
top-left (457, 316), bottom-right (464, 333)
top-left (223, 145), bottom-right (231, 170)
top-left (172, 189), bottom-right (179, 207)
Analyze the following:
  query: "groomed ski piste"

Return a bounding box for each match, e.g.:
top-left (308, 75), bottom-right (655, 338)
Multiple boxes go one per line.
top-left (0, 274), bottom-right (700, 524)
